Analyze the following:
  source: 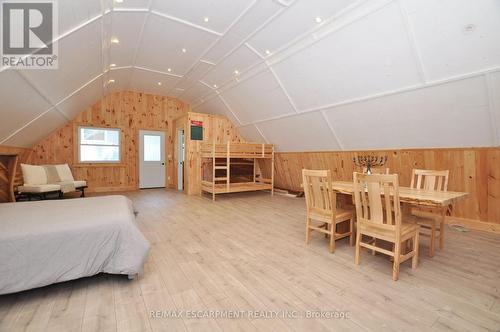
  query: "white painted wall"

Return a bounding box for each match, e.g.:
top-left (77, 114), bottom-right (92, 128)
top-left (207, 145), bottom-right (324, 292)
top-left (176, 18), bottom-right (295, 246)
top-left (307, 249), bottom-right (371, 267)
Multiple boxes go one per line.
top-left (0, 0), bottom-right (499, 150)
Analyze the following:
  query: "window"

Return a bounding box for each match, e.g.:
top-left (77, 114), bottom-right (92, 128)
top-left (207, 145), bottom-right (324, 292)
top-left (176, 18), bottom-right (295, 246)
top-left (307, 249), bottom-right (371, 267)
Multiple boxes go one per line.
top-left (79, 127), bottom-right (120, 163)
top-left (143, 135), bottom-right (161, 161)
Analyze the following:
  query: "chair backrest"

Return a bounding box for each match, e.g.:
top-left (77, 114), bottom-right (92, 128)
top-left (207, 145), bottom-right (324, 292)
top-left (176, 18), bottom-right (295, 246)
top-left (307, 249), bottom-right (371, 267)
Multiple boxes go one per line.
top-left (362, 166), bottom-right (390, 175)
top-left (410, 169), bottom-right (449, 191)
top-left (302, 169), bottom-right (336, 217)
top-left (353, 172), bottom-right (401, 233)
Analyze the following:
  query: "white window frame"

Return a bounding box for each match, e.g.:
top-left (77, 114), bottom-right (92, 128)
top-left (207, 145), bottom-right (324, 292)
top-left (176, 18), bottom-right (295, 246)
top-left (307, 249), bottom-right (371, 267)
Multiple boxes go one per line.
top-left (78, 126), bottom-right (121, 163)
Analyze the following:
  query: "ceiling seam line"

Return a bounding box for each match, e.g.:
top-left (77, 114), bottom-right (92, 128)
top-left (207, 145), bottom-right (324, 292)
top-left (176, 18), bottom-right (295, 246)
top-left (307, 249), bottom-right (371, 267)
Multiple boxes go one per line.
top-left (296, 65), bottom-right (500, 114)
top-left (217, 94), bottom-right (242, 126)
top-left (133, 66), bottom-right (183, 78)
top-left (99, 0), bottom-right (108, 104)
top-left (268, 66), bottom-right (299, 113)
top-left (150, 11), bottom-right (223, 36)
top-left (53, 73), bottom-right (104, 109)
top-left (130, 0), bottom-right (153, 69)
top-left (253, 124), bottom-right (270, 144)
top-left (16, 71), bottom-right (69, 120)
top-left (189, 1), bottom-right (386, 103)
top-left (0, 107), bottom-right (55, 145)
top-left (320, 110), bottom-right (344, 151)
top-left (397, 0), bottom-right (427, 83)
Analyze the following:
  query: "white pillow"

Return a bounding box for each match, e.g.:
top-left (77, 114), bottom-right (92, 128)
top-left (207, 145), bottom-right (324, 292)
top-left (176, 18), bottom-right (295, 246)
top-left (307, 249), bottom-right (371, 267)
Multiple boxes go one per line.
top-left (21, 164), bottom-right (48, 185)
top-left (55, 164), bottom-right (74, 182)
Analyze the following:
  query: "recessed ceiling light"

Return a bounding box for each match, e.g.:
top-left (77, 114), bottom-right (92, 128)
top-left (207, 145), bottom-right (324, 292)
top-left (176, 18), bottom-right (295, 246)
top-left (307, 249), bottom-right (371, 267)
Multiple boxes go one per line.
top-left (213, 84), bottom-right (217, 88)
top-left (157, 82), bottom-right (162, 86)
top-left (265, 49), bottom-right (271, 55)
top-left (108, 79), bottom-right (115, 84)
top-left (315, 16), bottom-right (322, 23)
top-left (109, 63), bottom-right (116, 68)
top-left (111, 37), bottom-right (119, 44)
top-left (203, 17), bottom-right (209, 22)
top-left (234, 70), bottom-right (239, 75)
top-left (181, 48), bottom-right (187, 53)
top-left (167, 68), bottom-right (172, 72)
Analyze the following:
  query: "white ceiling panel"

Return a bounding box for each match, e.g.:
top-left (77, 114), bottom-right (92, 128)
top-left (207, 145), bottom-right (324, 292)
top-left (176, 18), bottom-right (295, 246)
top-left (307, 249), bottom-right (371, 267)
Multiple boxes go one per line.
top-left (273, 2), bottom-right (422, 111)
top-left (176, 61), bottom-right (214, 90)
top-left (58, 0), bottom-right (101, 36)
top-left (201, 0), bottom-right (284, 63)
top-left (221, 69), bottom-right (295, 124)
top-left (258, 112), bottom-right (340, 152)
top-left (0, 70), bottom-right (53, 143)
top-left (129, 68), bottom-right (180, 95)
top-left (248, 0), bottom-right (354, 57)
top-left (135, 14), bottom-right (218, 75)
top-left (56, 76), bottom-right (104, 120)
top-left (490, 71), bottom-right (500, 145)
top-left (113, 0), bottom-right (150, 10)
top-left (403, 0), bottom-right (500, 81)
top-left (151, 0), bottom-right (251, 34)
top-left (180, 82), bottom-right (214, 104)
top-left (109, 12), bottom-right (147, 67)
top-left (201, 45), bottom-right (262, 88)
top-left (325, 76), bottom-right (494, 150)
top-left (104, 67), bottom-right (133, 94)
top-left (194, 95), bottom-right (240, 125)
top-left (237, 124), bottom-right (266, 143)
top-left (3, 110), bottom-right (67, 148)
top-left (21, 20), bottom-right (102, 104)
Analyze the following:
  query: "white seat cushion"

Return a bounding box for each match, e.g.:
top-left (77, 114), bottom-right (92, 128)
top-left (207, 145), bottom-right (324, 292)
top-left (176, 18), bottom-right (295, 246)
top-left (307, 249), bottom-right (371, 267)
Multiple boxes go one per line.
top-left (74, 180), bottom-right (87, 188)
top-left (21, 164), bottom-right (48, 185)
top-left (55, 164), bottom-right (75, 182)
top-left (18, 184), bottom-right (61, 193)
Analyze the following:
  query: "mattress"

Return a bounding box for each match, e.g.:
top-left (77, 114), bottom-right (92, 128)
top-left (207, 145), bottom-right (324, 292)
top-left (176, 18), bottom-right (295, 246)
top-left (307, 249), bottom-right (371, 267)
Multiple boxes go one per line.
top-left (0, 195), bottom-right (150, 295)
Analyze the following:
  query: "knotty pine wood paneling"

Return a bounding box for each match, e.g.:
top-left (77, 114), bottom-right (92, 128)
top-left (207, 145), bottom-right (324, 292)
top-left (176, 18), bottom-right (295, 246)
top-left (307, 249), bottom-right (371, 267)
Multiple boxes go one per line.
top-left (260, 148), bottom-right (500, 224)
top-left (32, 91), bottom-right (190, 192)
top-left (183, 112), bottom-right (244, 195)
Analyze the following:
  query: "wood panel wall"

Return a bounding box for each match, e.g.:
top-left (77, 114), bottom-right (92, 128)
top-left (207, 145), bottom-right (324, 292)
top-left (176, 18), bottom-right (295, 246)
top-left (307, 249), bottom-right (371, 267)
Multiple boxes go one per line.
top-left (181, 112), bottom-right (244, 195)
top-left (260, 148), bottom-right (500, 226)
top-left (32, 91), bottom-right (190, 192)
top-left (0, 145), bottom-right (33, 202)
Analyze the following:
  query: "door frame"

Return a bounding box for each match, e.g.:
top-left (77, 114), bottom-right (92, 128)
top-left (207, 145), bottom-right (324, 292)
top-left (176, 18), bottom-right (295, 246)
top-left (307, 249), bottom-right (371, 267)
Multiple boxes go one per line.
top-left (137, 128), bottom-right (168, 190)
top-left (177, 128), bottom-right (185, 191)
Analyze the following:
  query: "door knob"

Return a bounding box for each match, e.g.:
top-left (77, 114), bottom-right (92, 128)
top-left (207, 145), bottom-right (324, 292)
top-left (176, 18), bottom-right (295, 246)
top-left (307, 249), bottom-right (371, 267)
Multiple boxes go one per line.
top-left (161, 162), bottom-right (165, 165)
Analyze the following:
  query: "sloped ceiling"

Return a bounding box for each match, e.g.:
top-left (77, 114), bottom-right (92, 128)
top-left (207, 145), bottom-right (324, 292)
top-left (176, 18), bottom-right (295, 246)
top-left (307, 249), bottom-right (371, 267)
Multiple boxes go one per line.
top-left (1, 0), bottom-right (499, 150)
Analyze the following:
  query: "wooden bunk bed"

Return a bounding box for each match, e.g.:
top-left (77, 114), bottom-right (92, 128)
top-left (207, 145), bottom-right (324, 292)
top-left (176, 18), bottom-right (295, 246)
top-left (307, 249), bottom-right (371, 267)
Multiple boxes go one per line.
top-left (201, 142), bottom-right (274, 201)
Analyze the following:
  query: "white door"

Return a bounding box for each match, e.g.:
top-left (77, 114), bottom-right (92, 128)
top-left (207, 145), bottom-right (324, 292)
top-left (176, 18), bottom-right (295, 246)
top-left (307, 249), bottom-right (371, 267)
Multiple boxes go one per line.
top-left (178, 129), bottom-right (185, 191)
top-left (139, 130), bottom-right (166, 189)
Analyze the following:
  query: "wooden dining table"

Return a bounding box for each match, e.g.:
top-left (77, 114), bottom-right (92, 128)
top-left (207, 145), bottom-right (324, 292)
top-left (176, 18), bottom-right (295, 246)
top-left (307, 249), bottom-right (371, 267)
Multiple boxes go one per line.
top-left (331, 181), bottom-right (469, 256)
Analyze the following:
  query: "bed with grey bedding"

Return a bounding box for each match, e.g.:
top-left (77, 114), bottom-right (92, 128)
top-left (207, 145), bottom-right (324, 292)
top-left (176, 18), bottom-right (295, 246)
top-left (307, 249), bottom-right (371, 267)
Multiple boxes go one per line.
top-left (0, 195), bottom-right (150, 295)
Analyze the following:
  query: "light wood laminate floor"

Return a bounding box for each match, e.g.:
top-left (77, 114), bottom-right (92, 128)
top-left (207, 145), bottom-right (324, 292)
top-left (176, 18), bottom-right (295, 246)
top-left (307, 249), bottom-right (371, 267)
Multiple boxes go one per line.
top-left (1, 189), bottom-right (499, 332)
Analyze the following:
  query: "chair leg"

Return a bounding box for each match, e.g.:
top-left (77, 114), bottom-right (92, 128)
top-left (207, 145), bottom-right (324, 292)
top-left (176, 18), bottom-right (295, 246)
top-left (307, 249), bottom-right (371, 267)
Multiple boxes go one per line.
top-left (372, 238), bottom-right (377, 256)
top-left (393, 241), bottom-right (401, 281)
top-left (429, 222), bottom-right (436, 257)
top-left (412, 232), bottom-right (419, 269)
top-left (305, 218), bottom-right (311, 245)
top-left (354, 231), bottom-right (361, 265)
top-left (329, 223), bottom-right (335, 253)
top-left (349, 218), bottom-right (354, 246)
top-left (439, 215), bottom-right (445, 250)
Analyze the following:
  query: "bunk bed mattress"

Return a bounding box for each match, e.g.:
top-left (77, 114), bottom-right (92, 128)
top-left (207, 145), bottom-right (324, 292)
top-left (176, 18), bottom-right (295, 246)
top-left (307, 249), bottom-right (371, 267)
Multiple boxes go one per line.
top-left (0, 195), bottom-right (150, 295)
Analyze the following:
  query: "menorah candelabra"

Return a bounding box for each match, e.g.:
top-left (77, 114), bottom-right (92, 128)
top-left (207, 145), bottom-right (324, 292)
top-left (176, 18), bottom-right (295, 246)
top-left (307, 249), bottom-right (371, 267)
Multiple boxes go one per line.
top-left (353, 155), bottom-right (388, 174)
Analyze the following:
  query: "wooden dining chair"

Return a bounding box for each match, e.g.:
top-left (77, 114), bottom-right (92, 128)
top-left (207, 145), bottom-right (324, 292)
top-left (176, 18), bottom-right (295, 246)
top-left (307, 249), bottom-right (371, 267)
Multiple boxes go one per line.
top-left (302, 169), bottom-right (354, 253)
top-left (353, 173), bottom-right (420, 281)
top-left (409, 169), bottom-right (450, 257)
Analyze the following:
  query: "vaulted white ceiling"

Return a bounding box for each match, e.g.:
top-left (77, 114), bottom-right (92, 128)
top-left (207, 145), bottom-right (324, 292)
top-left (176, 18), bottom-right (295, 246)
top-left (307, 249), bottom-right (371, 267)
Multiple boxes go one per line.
top-left (1, 0), bottom-right (499, 150)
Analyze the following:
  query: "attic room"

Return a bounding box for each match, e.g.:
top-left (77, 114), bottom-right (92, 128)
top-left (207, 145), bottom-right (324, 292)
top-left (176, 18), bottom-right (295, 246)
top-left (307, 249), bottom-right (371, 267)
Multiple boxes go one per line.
top-left (0, 0), bottom-right (499, 331)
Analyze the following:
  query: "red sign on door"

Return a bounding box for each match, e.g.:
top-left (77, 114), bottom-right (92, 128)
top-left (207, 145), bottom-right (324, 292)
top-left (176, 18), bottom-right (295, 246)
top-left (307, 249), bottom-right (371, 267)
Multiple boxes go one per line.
top-left (191, 120), bottom-right (203, 126)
